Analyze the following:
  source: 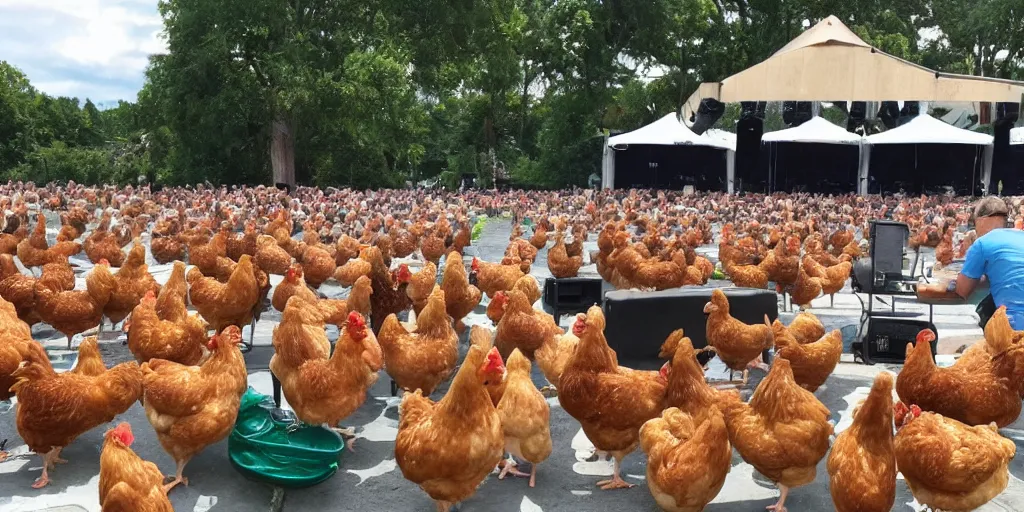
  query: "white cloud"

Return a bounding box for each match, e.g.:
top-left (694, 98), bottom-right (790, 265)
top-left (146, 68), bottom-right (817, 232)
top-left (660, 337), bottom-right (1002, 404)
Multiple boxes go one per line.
top-left (0, 0), bottom-right (166, 103)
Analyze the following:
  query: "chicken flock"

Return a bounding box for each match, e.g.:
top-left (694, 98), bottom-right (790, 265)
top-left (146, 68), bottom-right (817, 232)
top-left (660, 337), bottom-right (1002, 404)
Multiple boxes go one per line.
top-left (0, 182), bottom-right (1021, 512)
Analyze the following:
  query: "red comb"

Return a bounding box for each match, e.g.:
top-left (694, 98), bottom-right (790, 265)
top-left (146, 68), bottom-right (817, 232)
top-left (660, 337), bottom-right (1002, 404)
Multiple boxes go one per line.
top-left (916, 329), bottom-right (936, 344)
top-left (112, 422), bottom-right (134, 446)
top-left (572, 314), bottom-right (586, 336)
top-left (485, 346), bottom-right (505, 371)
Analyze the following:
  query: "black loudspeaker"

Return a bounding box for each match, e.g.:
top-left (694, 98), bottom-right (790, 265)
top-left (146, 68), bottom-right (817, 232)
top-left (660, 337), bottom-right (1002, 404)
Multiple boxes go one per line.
top-left (847, 101), bottom-right (867, 133)
top-left (859, 317), bottom-right (937, 364)
top-left (736, 102), bottom-right (767, 193)
top-left (996, 102), bottom-right (1020, 125)
top-left (782, 101), bottom-right (813, 127)
top-left (603, 288), bottom-right (778, 364)
top-left (877, 101), bottom-right (900, 129)
top-left (740, 101), bottom-right (767, 120)
top-left (690, 98), bottom-right (726, 135)
top-left (543, 277), bottom-right (603, 320)
top-left (898, 101), bottom-right (921, 126)
top-left (992, 102), bottom-right (1021, 195)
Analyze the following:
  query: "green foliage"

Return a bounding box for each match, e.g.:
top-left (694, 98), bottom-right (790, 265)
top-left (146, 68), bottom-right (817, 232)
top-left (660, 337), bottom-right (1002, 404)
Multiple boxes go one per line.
top-left (471, 217), bottom-right (488, 241)
top-left (1, 2), bottom-right (1021, 188)
top-left (15, 142), bottom-right (113, 184)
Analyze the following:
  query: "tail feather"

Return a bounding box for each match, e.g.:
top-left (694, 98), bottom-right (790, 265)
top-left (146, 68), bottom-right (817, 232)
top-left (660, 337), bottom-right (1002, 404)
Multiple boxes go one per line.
top-left (470, 325), bottom-right (494, 351)
top-left (376, 314), bottom-right (408, 350)
top-left (658, 329), bottom-right (685, 359)
top-left (763, 314), bottom-right (775, 350)
top-left (398, 389), bottom-right (432, 429)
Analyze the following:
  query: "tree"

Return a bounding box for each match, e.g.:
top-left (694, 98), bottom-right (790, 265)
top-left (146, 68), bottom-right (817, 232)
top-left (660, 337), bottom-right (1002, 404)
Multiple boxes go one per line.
top-left (0, 61), bottom-right (38, 171)
top-left (924, 0), bottom-right (1024, 79)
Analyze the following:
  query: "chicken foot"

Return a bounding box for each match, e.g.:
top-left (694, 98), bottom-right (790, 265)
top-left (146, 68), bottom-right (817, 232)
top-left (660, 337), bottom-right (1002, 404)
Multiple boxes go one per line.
top-left (329, 425), bottom-right (358, 452)
top-left (766, 484), bottom-right (789, 512)
top-left (596, 457), bottom-right (634, 490)
top-left (31, 447), bottom-right (64, 488)
top-left (162, 459), bottom-right (190, 493)
top-left (497, 456), bottom-right (529, 480)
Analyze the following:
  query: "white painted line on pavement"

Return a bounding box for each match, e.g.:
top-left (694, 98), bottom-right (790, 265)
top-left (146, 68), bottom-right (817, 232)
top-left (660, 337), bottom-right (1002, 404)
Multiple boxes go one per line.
top-left (347, 458), bottom-right (397, 486)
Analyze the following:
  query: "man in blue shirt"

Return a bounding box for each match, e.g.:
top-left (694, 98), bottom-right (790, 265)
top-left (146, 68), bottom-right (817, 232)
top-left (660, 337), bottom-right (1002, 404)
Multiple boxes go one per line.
top-left (955, 197), bottom-right (1024, 328)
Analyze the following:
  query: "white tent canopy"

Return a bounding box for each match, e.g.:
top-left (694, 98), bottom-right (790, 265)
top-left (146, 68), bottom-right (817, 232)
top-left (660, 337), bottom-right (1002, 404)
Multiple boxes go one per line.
top-left (864, 115), bottom-right (994, 145)
top-left (703, 129), bottom-right (738, 150)
top-left (860, 115), bottom-right (994, 194)
top-left (602, 113), bottom-right (736, 191)
top-left (761, 116), bottom-right (862, 144)
top-left (1012, 127), bottom-right (1023, 145)
top-left (608, 113), bottom-right (735, 150)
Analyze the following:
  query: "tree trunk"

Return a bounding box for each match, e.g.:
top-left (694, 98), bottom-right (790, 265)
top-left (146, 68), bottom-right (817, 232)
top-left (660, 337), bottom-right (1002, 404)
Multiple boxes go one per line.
top-left (270, 117), bottom-right (296, 189)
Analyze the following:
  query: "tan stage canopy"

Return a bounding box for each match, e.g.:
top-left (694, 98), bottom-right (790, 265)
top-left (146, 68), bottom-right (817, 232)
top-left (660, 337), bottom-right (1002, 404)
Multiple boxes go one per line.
top-left (683, 15), bottom-right (1024, 121)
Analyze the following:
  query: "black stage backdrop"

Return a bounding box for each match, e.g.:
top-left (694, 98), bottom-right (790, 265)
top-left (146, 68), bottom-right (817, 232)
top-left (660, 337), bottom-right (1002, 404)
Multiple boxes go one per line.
top-left (755, 142), bottom-right (860, 194)
top-left (612, 144), bottom-right (728, 191)
top-left (868, 143), bottom-right (985, 196)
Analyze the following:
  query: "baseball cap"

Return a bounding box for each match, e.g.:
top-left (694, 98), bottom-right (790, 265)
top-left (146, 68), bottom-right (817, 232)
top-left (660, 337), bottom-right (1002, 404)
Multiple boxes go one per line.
top-left (973, 196), bottom-right (1009, 220)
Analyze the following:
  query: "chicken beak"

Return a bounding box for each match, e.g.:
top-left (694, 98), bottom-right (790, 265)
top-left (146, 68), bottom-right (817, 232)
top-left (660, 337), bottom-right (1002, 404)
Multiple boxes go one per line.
top-left (702, 302), bottom-right (713, 314)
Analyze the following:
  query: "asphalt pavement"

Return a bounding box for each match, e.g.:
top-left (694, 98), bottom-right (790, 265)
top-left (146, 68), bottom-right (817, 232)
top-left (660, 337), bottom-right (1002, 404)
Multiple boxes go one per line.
top-left (1, 217), bottom-right (1023, 512)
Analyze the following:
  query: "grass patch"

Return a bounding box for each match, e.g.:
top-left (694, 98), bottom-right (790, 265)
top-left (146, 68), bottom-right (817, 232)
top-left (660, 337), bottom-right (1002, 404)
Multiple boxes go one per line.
top-left (471, 217), bottom-right (489, 242)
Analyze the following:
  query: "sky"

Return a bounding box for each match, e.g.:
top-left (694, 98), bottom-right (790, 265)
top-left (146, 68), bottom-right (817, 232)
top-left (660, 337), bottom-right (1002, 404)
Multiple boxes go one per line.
top-left (0, 0), bottom-right (166, 106)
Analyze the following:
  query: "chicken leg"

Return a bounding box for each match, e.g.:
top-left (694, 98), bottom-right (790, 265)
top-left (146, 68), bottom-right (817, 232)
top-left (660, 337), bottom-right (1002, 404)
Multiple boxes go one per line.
top-left (742, 354), bottom-right (772, 385)
top-left (163, 459), bottom-right (190, 492)
top-left (50, 447), bottom-right (67, 465)
top-left (330, 425), bottom-right (357, 452)
top-left (434, 500), bottom-right (455, 512)
top-left (31, 447), bottom-right (64, 488)
top-left (766, 484), bottom-right (789, 512)
top-left (595, 456), bottom-right (633, 490)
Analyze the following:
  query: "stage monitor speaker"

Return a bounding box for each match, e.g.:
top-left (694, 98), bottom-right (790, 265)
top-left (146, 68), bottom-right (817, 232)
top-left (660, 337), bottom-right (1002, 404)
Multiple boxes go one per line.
top-left (603, 287), bottom-right (778, 365)
top-left (858, 317), bottom-right (937, 364)
top-left (543, 277), bottom-right (604, 320)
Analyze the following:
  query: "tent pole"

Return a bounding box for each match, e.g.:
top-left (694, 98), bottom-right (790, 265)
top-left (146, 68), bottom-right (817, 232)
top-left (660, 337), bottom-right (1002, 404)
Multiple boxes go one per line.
top-left (972, 146), bottom-right (979, 196)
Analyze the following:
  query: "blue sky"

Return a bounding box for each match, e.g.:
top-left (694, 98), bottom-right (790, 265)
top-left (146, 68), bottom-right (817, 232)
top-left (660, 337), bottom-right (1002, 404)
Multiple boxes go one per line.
top-left (0, 0), bottom-right (166, 106)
